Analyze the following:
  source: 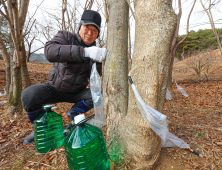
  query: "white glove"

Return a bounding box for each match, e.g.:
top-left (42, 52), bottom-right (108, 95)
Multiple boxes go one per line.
top-left (84, 47), bottom-right (107, 62)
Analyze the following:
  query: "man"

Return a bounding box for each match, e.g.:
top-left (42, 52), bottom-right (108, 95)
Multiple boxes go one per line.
top-left (21, 10), bottom-right (107, 144)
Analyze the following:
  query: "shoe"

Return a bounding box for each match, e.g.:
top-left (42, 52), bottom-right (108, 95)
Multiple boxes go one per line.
top-left (23, 109), bottom-right (45, 144)
top-left (66, 100), bottom-right (92, 121)
top-left (23, 130), bottom-right (34, 144)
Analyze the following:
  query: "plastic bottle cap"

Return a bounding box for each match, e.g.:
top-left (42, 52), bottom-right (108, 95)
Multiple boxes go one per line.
top-left (75, 114), bottom-right (85, 124)
top-left (44, 105), bottom-right (52, 109)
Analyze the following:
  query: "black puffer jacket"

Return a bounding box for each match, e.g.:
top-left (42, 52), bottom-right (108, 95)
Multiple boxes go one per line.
top-left (44, 30), bottom-right (102, 94)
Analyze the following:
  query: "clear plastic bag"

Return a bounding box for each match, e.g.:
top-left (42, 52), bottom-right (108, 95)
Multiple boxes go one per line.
top-left (0, 101), bottom-right (7, 104)
top-left (88, 63), bottom-right (107, 128)
top-left (0, 88), bottom-right (7, 104)
top-left (163, 132), bottom-right (190, 148)
top-left (131, 83), bottom-right (190, 148)
top-left (129, 67), bottom-right (190, 148)
top-left (165, 88), bottom-right (172, 100)
top-left (175, 80), bottom-right (189, 97)
top-left (0, 88), bottom-right (6, 96)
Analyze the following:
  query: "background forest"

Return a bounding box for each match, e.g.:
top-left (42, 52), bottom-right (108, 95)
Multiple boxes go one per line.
top-left (176, 29), bottom-right (222, 59)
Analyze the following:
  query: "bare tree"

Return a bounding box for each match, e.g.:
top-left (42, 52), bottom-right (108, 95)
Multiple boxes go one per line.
top-left (200, 0), bottom-right (222, 55)
top-left (0, 0), bottom-right (30, 114)
top-left (24, 24), bottom-right (44, 62)
top-left (167, 0), bottom-right (196, 97)
top-left (186, 48), bottom-right (215, 77)
top-left (23, 1), bottom-right (46, 62)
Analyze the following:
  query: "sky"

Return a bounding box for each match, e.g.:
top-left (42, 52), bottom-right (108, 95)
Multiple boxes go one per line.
top-left (28, 0), bottom-right (222, 54)
top-left (178, 0), bottom-right (222, 35)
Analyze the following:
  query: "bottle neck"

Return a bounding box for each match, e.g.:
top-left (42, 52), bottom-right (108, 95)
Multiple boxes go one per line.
top-left (45, 108), bottom-right (52, 112)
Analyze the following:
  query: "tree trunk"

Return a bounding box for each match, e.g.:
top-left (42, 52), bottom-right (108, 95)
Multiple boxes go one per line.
top-left (102, 0), bottom-right (129, 167)
top-left (9, 51), bottom-right (22, 114)
top-left (110, 0), bottom-right (176, 169)
top-left (167, 6), bottom-right (182, 97)
top-left (167, 0), bottom-right (196, 97)
top-left (21, 38), bottom-right (30, 89)
top-left (168, 37), bottom-right (179, 97)
top-left (0, 33), bottom-right (11, 94)
top-left (4, 0), bottom-right (30, 114)
top-left (7, 0), bottom-right (22, 114)
top-left (19, 0), bottom-right (31, 89)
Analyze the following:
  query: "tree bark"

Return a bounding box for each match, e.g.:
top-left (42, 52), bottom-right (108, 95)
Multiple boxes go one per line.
top-left (111, 0), bottom-right (177, 169)
top-left (19, 0), bottom-right (29, 30)
top-left (0, 33), bottom-right (11, 94)
top-left (21, 38), bottom-right (30, 89)
top-left (19, 0), bottom-right (31, 89)
top-left (9, 51), bottom-right (22, 114)
top-left (7, 0), bottom-right (22, 114)
top-left (102, 0), bottom-right (129, 167)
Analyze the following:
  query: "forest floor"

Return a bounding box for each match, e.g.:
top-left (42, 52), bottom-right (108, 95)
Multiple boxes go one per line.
top-left (0, 49), bottom-right (222, 170)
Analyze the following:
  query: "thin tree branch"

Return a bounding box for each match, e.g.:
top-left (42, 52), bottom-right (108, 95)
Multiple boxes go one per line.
top-left (0, 0), bottom-right (9, 20)
top-left (23, 0), bottom-right (44, 35)
top-left (102, 0), bottom-right (109, 22)
top-left (175, 0), bottom-right (196, 49)
top-left (66, 9), bottom-right (74, 32)
top-left (84, 0), bottom-right (88, 10)
top-left (87, 0), bottom-right (94, 10)
top-left (30, 46), bottom-right (44, 55)
top-left (0, 5), bottom-right (8, 20)
top-left (23, 19), bottom-right (36, 37)
top-left (200, 0), bottom-right (222, 55)
top-left (35, 38), bottom-right (45, 45)
top-left (95, 0), bottom-right (106, 21)
top-left (29, 0), bottom-right (44, 21)
top-left (62, 0), bottom-right (67, 30)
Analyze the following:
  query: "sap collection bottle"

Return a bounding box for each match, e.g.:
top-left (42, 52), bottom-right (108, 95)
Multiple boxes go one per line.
top-left (64, 114), bottom-right (110, 170)
top-left (34, 104), bottom-right (64, 153)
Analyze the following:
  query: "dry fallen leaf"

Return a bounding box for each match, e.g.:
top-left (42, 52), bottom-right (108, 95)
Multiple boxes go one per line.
top-left (216, 142), bottom-right (222, 146)
top-left (0, 139), bottom-right (6, 144)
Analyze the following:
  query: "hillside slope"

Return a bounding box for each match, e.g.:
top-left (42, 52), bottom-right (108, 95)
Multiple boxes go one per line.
top-left (173, 49), bottom-right (222, 82)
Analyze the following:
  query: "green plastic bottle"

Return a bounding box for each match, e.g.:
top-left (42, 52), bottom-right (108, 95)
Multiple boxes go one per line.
top-left (34, 104), bottom-right (64, 153)
top-left (64, 115), bottom-right (110, 170)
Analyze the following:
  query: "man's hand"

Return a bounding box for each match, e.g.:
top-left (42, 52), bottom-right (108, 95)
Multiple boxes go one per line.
top-left (84, 47), bottom-right (107, 62)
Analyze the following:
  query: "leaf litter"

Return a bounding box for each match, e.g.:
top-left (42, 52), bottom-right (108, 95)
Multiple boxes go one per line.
top-left (0, 53), bottom-right (222, 169)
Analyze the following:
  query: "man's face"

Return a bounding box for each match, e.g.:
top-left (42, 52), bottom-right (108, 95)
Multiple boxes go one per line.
top-left (79, 25), bottom-right (98, 45)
